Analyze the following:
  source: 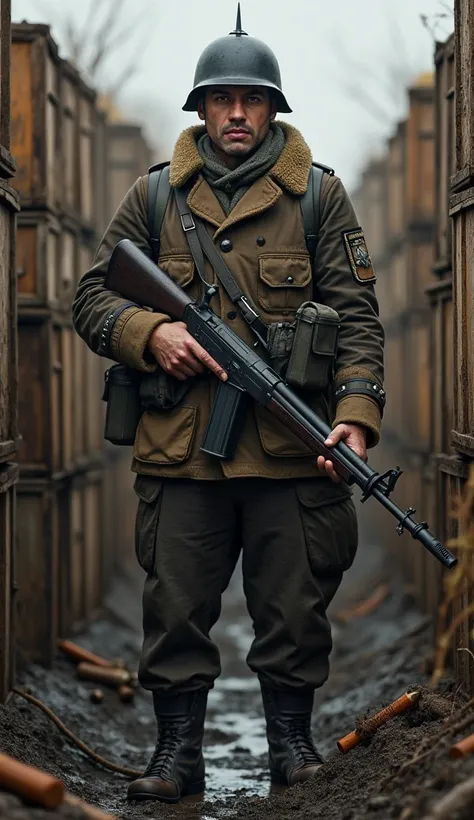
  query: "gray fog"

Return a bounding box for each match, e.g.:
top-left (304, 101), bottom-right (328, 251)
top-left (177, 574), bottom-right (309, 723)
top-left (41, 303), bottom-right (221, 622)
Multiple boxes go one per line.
top-left (12, 0), bottom-right (453, 189)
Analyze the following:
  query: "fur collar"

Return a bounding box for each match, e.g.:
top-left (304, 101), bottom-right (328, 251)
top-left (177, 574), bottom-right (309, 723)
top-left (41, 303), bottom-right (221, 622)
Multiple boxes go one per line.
top-left (169, 121), bottom-right (312, 195)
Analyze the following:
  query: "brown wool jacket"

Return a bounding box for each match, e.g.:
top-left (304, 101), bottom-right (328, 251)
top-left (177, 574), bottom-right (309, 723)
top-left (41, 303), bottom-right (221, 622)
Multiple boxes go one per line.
top-left (72, 122), bottom-right (385, 480)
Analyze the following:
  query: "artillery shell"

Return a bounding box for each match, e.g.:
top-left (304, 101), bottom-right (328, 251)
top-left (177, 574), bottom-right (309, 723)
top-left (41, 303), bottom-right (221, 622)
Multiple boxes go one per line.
top-left (65, 793), bottom-right (116, 819)
top-left (0, 752), bottom-right (64, 809)
top-left (118, 685), bottom-right (135, 703)
top-left (58, 639), bottom-right (112, 669)
top-left (77, 662), bottom-right (131, 687)
top-left (90, 688), bottom-right (104, 704)
top-left (450, 731), bottom-right (474, 758)
top-left (337, 690), bottom-right (421, 753)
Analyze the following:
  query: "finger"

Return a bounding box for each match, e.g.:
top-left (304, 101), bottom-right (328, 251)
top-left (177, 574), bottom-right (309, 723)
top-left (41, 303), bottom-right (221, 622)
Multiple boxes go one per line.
top-left (183, 355), bottom-right (205, 375)
top-left (190, 341), bottom-right (228, 381)
top-left (325, 430), bottom-right (345, 447)
top-left (325, 460), bottom-right (342, 483)
top-left (316, 455), bottom-right (326, 473)
top-left (175, 364), bottom-right (196, 379)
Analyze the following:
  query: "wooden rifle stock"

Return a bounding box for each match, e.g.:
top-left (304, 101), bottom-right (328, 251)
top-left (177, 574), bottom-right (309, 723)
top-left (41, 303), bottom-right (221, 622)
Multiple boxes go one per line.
top-left (106, 239), bottom-right (192, 319)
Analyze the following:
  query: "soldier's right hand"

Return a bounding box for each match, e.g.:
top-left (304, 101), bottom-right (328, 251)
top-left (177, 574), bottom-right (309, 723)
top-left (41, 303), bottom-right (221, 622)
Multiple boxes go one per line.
top-left (148, 321), bottom-right (228, 382)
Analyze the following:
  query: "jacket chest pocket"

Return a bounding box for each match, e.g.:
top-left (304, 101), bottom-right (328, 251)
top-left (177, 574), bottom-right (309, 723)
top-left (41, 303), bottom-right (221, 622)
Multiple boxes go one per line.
top-left (257, 254), bottom-right (312, 314)
top-left (158, 255), bottom-right (199, 300)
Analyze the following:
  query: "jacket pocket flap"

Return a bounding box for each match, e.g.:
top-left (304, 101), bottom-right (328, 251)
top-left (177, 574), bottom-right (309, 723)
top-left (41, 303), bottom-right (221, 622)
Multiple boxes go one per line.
top-left (259, 255), bottom-right (312, 289)
top-left (133, 474), bottom-right (163, 503)
top-left (158, 255), bottom-right (194, 287)
top-left (295, 478), bottom-right (351, 509)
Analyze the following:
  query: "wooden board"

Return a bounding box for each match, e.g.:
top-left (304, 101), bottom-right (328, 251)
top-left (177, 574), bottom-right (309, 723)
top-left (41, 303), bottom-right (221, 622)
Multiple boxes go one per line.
top-left (386, 123), bottom-right (406, 245)
top-left (434, 34), bottom-right (455, 273)
top-left (15, 477), bottom-right (59, 665)
top-left (450, 189), bottom-right (474, 456)
top-left (453, 0), bottom-right (474, 191)
top-left (105, 121), bottom-right (153, 217)
top-left (16, 212), bottom-right (61, 309)
top-left (84, 470), bottom-right (102, 617)
top-left (10, 26), bottom-right (61, 210)
top-left (0, 0), bottom-right (13, 164)
top-left (0, 463), bottom-right (18, 701)
top-left (406, 82), bottom-right (435, 228)
top-left (17, 318), bottom-right (52, 473)
top-left (0, 184), bottom-right (19, 460)
top-left (427, 280), bottom-right (454, 455)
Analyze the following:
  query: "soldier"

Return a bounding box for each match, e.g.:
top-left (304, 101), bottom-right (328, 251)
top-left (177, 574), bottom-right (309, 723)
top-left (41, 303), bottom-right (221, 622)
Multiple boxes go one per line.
top-left (72, 6), bottom-right (384, 804)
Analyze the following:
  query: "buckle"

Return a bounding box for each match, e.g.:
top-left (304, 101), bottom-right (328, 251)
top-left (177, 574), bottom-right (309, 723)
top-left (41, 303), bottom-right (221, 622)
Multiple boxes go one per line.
top-left (180, 212), bottom-right (195, 232)
top-left (238, 295), bottom-right (259, 320)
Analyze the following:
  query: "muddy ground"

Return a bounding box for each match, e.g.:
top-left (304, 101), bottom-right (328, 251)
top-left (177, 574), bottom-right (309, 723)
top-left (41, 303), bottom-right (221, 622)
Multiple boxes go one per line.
top-left (1, 526), bottom-right (474, 820)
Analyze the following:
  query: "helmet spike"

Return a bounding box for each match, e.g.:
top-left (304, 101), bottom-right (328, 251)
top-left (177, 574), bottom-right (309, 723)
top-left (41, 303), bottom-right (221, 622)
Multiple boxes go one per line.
top-left (229, 3), bottom-right (248, 36)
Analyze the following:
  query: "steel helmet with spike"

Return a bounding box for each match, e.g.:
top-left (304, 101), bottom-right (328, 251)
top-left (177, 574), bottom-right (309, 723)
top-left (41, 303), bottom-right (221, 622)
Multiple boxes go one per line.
top-left (182, 4), bottom-right (292, 113)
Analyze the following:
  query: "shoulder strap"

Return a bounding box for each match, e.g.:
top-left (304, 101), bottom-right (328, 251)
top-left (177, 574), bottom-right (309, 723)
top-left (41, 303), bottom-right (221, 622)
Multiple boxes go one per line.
top-left (300, 162), bottom-right (334, 264)
top-left (174, 185), bottom-right (269, 349)
top-left (147, 161), bottom-right (171, 262)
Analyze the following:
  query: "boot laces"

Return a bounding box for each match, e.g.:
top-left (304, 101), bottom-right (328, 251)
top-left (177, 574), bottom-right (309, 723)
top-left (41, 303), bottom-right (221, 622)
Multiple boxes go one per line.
top-left (285, 715), bottom-right (324, 766)
top-left (144, 718), bottom-right (185, 779)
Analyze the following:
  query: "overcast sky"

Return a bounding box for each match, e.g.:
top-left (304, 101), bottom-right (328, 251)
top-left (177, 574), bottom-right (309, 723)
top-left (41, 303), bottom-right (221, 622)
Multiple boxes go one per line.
top-left (12, 0), bottom-right (454, 190)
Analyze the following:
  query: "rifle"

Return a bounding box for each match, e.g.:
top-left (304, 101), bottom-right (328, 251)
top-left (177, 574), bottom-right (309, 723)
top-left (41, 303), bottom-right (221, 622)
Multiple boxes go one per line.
top-left (105, 239), bottom-right (457, 571)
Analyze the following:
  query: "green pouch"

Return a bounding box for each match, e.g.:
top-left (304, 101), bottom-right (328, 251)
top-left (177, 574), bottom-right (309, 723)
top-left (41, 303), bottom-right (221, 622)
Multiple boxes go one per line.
top-left (102, 364), bottom-right (142, 445)
top-left (285, 302), bottom-right (340, 391)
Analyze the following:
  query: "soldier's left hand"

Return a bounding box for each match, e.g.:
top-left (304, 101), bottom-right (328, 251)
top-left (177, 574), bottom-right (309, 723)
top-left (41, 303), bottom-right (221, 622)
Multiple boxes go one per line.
top-left (316, 424), bottom-right (368, 483)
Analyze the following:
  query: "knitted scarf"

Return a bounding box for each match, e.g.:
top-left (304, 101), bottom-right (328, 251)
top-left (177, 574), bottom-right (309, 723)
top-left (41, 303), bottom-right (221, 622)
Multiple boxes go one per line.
top-left (197, 124), bottom-right (286, 215)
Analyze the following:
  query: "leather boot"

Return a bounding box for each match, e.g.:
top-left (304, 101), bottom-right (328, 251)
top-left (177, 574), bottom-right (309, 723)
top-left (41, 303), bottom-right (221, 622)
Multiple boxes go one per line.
top-left (127, 690), bottom-right (207, 802)
top-left (261, 686), bottom-right (325, 786)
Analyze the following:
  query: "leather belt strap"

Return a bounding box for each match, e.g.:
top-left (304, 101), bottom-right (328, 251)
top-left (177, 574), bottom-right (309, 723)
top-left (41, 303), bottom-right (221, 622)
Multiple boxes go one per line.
top-left (174, 186), bottom-right (268, 348)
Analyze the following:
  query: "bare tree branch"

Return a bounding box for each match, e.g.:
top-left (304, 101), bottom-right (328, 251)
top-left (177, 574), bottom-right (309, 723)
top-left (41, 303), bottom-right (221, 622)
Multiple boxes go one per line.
top-left (87, 0), bottom-right (128, 76)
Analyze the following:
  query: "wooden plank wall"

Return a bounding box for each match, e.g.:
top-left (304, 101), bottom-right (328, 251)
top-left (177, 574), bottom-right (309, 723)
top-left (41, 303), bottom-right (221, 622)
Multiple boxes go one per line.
top-left (0, 0), bottom-right (20, 702)
top-left (449, 0), bottom-right (474, 688)
top-left (354, 5), bottom-right (474, 690)
top-left (353, 76), bottom-right (438, 601)
top-left (9, 22), bottom-right (152, 670)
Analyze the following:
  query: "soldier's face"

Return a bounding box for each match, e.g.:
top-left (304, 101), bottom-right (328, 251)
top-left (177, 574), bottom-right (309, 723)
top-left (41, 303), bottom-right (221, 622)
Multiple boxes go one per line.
top-left (198, 86), bottom-right (276, 162)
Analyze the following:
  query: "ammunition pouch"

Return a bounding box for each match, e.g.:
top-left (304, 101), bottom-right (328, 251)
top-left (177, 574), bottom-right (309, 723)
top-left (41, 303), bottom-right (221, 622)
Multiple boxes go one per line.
top-left (139, 368), bottom-right (193, 411)
top-left (267, 302), bottom-right (340, 391)
top-left (102, 364), bottom-right (142, 446)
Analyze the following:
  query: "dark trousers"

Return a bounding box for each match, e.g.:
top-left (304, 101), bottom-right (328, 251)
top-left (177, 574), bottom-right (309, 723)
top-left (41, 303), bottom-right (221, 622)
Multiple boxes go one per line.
top-left (134, 476), bottom-right (358, 693)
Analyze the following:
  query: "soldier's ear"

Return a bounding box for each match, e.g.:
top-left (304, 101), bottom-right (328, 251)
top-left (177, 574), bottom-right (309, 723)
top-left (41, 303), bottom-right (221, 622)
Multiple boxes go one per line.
top-left (197, 99), bottom-right (206, 121)
top-left (270, 96), bottom-right (277, 121)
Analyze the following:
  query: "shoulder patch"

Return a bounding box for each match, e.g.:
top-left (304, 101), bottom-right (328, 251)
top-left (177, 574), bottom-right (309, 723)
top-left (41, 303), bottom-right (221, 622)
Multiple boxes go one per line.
top-left (342, 228), bottom-right (376, 284)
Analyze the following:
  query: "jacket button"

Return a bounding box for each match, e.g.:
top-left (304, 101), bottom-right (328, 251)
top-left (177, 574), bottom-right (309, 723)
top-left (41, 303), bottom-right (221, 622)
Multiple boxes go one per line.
top-left (220, 239), bottom-right (233, 253)
top-left (257, 236), bottom-right (266, 246)
top-left (227, 311), bottom-right (237, 320)
top-left (286, 276), bottom-right (294, 283)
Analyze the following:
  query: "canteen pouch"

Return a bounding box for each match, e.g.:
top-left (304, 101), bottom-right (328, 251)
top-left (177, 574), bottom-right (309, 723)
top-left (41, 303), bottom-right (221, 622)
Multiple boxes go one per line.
top-left (285, 301), bottom-right (340, 390)
top-left (102, 364), bottom-right (142, 445)
top-left (266, 321), bottom-right (295, 377)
